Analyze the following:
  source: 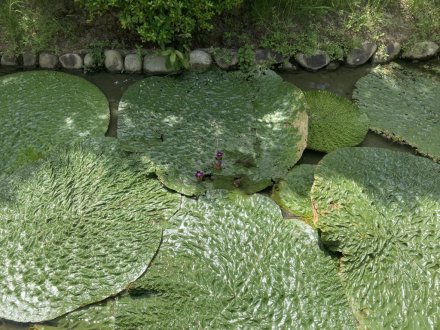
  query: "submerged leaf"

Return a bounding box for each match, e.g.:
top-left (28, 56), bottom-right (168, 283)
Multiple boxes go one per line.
top-left (0, 139), bottom-right (179, 323)
top-left (305, 90), bottom-right (369, 153)
top-left (118, 70), bottom-right (308, 195)
top-left (271, 164), bottom-right (315, 223)
top-left (311, 147), bottom-right (440, 328)
top-left (0, 71), bottom-right (109, 175)
top-left (353, 63), bottom-right (440, 161)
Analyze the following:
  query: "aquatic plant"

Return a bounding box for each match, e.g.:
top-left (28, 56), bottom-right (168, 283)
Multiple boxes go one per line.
top-left (271, 164), bottom-right (315, 223)
top-left (353, 63), bottom-right (440, 161)
top-left (118, 70), bottom-right (308, 195)
top-left (0, 71), bottom-right (109, 175)
top-left (0, 139), bottom-right (179, 323)
top-left (311, 147), bottom-right (440, 328)
top-left (36, 190), bottom-right (356, 329)
top-left (304, 90), bottom-right (369, 153)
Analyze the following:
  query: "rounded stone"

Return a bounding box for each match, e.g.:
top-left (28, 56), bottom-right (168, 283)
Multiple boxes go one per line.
top-left (143, 55), bottom-right (177, 74)
top-left (104, 50), bottom-right (123, 72)
top-left (345, 42), bottom-right (377, 66)
top-left (326, 61), bottom-right (341, 71)
top-left (22, 53), bottom-right (37, 67)
top-left (371, 41), bottom-right (402, 64)
top-left (295, 50), bottom-right (330, 71)
top-left (84, 53), bottom-right (96, 69)
top-left (124, 54), bottom-right (142, 73)
top-left (59, 53), bottom-right (83, 70)
top-left (279, 60), bottom-right (298, 72)
top-left (189, 50), bottom-right (212, 72)
top-left (39, 53), bottom-right (59, 69)
top-left (213, 49), bottom-right (238, 70)
top-left (401, 41), bottom-right (439, 60)
top-left (0, 54), bottom-right (18, 66)
top-left (255, 49), bottom-right (284, 65)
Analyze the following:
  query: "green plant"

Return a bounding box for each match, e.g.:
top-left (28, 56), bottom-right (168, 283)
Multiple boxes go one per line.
top-left (271, 164), bottom-right (316, 223)
top-left (237, 44), bottom-right (256, 72)
top-left (0, 71), bottom-right (109, 174)
top-left (161, 47), bottom-right (189, 70)
top-left (304, 90), bottom-right (369, 153)
top-left (42, 190), bottom-right (357, 329)
top-left (118, 70), bottom-right (307, 196)
top-left (353, 63), bottom-right (440, 161)
top-left (0, 139), bottom-right (179, 323)
top-left (76, 0), bottom-right (243, 48)
top-left (0, 0), bottom-right (75, 54)
top-left (312, 147), bottom-right (440, 329)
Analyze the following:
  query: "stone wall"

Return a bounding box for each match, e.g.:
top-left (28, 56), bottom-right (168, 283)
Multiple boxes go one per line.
top-left (0, 40), bottom-right (438, 73)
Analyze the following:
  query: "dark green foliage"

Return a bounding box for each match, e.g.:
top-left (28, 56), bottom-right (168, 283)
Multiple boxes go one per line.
top-left (76, 0), bottom-right (243, 47)
top-left (312, 147), bottom-right (440, 328)
top-left (0, 139), bottom-right (180, 323)
top-left (305, 90), bottom-right (369, 152)
top-left (118, 70), bottom-right (308, 196)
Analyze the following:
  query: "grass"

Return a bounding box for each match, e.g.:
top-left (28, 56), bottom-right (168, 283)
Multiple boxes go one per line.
top-left (247, 0), bottom-right (440, 58)
top-left (0, 0), bottom-right (439, 58)
top-left (0, 0), bottom-right (76, 55)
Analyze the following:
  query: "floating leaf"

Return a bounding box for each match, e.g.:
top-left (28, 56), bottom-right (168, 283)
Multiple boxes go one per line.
top-left (311, 147), bottom-right (440, 328)
top-left (353, 63), bottom-right (440, 161)
top-left (271, 164), bottom-right (315, 223)
top-left (305, 90), bottom-right (369, 152)
top-left (0, 71), bottom-right (109, 175)
top-left (43, 190), bottom-right (356, 329)
top-left (0, 139), bottom-right (179, 323)
top-left (118, 70), bottom-right (308, 195)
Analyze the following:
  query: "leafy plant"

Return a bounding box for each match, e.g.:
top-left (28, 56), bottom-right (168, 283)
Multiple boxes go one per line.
top-left (237, 44), bottom-right (256, 72)
top-left (304, 90), bottom-right (369, 153)
top-left (353, 63), bottom-right (440, 161)
top-left (118, 70), bottom-right (308, 195)
top-left (312, 147), bottom-right (440, 329)
top-left (0, 139), bottom-right (180, 323)
top-left (0, 0), bottom-right (75, 54)
top-left (271, 164), bottom-right (315, 223)
top-left (0, 71), bottom-right (109, 174)
top-left (76, 0), bottom-right (243, 48)
top-left (161, 47), bottom-right (189, 70)
top-left (37, 191), bottom-right (356, 329)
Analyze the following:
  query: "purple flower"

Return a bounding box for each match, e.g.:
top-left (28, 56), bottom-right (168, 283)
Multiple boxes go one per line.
top-left (195, 170), bottom-right (204, 181)
top-left (215, 151), bottom-right (224, 160)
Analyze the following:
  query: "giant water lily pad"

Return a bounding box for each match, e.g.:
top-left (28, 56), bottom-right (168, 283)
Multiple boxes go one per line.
top-left (0, 139), bottom-right (179, 323)
top-left (271, 164), bottom-right (315, 222)
top-left (43, 190), bottom-right (356, 329)
top-left (0, 71), bottom-right (109, 175)
top-left (353, 63), bottom-right (440, 161)
top-left (304, 90), bottom-right (369, 152)
top-left (311, 147), bottom-right (440, 328)
top-left (118, 70), bottom-right (308, 195)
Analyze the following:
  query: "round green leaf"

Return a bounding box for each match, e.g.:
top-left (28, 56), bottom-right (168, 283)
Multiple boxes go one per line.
top-left (305, 90), bottom-right (369, 152)
top-left (118, 70), bottom-right (308, 195)
top-left (0, 139), bottom-right (179, 323)
top-left (38, 190), bottom-right (356, 329)
top-left (353, 63), bottom-right (440, 161)
top-left (271, 164), bottom-right (315, 223)
top-left (0, 71), bottom-right (109, 175)
top-left (311, 147), bottom-right (440, 329)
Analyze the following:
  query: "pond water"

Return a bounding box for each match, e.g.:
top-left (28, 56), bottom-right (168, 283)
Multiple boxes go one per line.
top-left (0, 62), bottom-right (427, 329)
